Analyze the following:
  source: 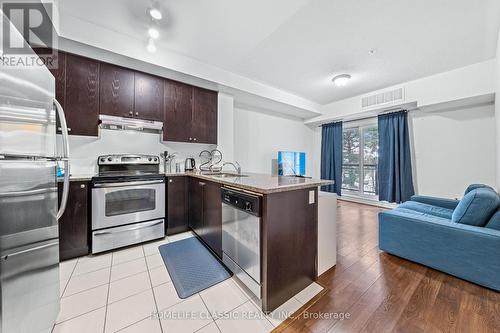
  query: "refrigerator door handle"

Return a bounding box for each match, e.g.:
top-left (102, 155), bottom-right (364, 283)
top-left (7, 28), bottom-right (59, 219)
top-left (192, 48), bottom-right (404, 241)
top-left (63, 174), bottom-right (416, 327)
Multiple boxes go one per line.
top-left (2, 241), bottom-right (59, 259)
top-left (54, 98), bottom-right (71, 220)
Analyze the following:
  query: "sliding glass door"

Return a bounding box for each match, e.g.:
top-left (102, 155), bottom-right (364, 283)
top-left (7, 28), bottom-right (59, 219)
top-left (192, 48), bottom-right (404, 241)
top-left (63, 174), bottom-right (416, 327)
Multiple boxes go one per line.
top-left (342, 123), bottom-right (379, 198)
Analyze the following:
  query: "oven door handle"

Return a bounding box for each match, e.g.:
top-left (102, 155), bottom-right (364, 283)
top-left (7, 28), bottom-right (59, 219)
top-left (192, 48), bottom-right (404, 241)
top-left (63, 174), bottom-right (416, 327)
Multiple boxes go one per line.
top-left (93, 179), bottom-right (165, 188)
top-left (93, 220), bottom-right (164, 236)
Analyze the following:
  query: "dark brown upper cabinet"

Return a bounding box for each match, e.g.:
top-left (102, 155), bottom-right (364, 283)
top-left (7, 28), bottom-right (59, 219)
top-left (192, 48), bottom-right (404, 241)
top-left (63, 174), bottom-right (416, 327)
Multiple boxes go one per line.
top-left (65, 53), bottom-right (100, 136)
top-left (192, 87), bottom-right (218, 144)
top-left (49, 51), bottom-right (66, 134)
top-left (33, 48), bottom-right (66, 134)
top-left (163, 80), bottom-right (193, 142)
top-left (50, 51), bottom-right (66, 111)
top-left (134, 72), bottom-right (164, 121)
top-left (99, 63), bottom-right (135, 118)
top-left (163, 82), bottom-right (218, 144)
top-left (40, 48), bottom-right (217, 140)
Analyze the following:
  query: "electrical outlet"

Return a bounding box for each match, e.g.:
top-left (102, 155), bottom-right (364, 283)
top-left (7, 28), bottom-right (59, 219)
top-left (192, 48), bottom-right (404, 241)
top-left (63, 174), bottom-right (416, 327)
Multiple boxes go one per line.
top-left (309, 190), bottom-right (315, 204)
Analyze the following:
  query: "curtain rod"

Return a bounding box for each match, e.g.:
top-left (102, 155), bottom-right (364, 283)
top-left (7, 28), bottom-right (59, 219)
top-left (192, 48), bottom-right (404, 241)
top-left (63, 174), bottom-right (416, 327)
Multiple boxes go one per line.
top-left (317, 107), bottom-right (413, 127)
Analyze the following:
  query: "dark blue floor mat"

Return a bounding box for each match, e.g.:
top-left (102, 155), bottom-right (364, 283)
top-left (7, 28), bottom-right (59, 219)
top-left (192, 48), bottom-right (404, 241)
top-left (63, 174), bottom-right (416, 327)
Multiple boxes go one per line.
top-left (158, 237), bottom-right (231, 299)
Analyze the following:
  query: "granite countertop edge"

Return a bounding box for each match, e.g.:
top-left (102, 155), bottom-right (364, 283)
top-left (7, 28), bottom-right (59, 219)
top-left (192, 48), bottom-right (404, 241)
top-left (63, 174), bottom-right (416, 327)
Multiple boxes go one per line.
top-left (57, 172), bottom-right (334, 194)
top-left (165, 171), bottom-right (334, 194)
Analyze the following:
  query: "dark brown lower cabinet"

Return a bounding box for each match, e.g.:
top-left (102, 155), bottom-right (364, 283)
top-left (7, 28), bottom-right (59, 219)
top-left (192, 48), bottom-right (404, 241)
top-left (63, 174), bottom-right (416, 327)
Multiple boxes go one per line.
top-left (261, 188), bottom-right (318, 312)
top-left (188, 177), bottom-right (204, 237)
top-left (202, 181), bottom-right (222, 257)
top-left (188, 178), bottom-right (222, 258)
top-left (58, 181), bottom-right (89, 261)
top-left (166, 176), bottom-right (189, 235)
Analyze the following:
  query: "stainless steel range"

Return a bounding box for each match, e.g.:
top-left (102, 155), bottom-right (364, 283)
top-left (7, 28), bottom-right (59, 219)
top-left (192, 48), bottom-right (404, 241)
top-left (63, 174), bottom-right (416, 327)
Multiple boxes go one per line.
top-left (91, 154), bottom-right (165, 253)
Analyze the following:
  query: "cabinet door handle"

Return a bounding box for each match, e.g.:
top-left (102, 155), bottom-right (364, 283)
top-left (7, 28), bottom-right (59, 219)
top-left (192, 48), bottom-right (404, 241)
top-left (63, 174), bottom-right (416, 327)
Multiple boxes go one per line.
top-left (189, 137), bottom-right (192, 141)
top-left (199, 182), bottom-right (206, 186)
top-left (169, 179), bottom-right (173, 183)
top-left (135, 112), bottom-right (139, 116)
top-left (58, 127), bottom-right (71, 132)
top-left (129, 111), bottom-right (133, 115)
top-left (80, 184), bottom-right (86, 189)
top-left (193, 138), bottom-right (197, 142)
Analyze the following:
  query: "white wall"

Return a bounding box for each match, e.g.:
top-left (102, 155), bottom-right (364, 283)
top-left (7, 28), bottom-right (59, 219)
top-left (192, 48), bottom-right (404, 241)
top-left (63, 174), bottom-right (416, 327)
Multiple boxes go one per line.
top-left (496, 30), bottom-right (500, 190)
top-left (66, 131), bottom-right (215, 175)
top-left (233, 107), bottom-right (315, 176)
top-left (410, 104), bottom-right (496, 198)
top-left (217, 93), bottom-right (235, 163)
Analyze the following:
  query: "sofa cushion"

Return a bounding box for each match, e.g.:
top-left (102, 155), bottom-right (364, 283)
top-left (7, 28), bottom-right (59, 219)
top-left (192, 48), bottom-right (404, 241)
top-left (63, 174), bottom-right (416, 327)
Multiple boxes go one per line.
top-left (452, 188), bottom-right (500, 227)
top-left (393, 207), bottom-right (454, 223)
top-left (464, 184), bottom-right (495, 196)
top-left (398, 201), bottom-right (454, 219)
top-left (485, 209), bottom-right (500, 231)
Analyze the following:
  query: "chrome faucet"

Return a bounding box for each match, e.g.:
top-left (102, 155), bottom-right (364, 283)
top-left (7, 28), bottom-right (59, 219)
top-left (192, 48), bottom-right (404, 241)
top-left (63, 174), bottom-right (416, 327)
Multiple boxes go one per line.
top-left (222, 161), bottom-right (241, 175)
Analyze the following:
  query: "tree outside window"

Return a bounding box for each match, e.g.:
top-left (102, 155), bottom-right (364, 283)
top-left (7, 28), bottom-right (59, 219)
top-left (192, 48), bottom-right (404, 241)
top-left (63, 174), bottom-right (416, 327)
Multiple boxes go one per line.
top-left (342, 124), bottom-right (378, 197)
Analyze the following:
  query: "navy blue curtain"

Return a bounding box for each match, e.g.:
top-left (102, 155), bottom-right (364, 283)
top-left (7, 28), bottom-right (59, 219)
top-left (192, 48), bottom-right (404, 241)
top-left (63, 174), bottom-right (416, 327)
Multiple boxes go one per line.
top-left (377, 111), bottom-right (415, 203)
top-left (321, 122), bottom-right (342, 195)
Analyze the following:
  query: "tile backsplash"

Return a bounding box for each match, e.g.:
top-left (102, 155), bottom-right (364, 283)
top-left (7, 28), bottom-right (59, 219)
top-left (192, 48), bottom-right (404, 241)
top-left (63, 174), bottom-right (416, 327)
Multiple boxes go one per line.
top-left (60, 129), bottom-right (217, 175)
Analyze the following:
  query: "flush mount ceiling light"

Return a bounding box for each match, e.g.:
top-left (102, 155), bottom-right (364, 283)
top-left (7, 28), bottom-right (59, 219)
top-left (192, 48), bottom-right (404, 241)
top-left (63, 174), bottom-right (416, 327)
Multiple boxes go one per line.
top-left (146, 38), bottom-right (157, 53)
top-left (332, 74), bottom-right (351, 87)
top-left (148, 27), bottom-right (160, 39)
top-left (148, 2), bottom-right (162, 20)
top-left (149, 8), bottom-right (162, 20)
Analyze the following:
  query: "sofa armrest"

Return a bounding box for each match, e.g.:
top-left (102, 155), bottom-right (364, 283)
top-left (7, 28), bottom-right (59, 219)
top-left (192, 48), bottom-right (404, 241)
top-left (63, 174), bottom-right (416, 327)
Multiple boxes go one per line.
top-left (410, 195), bottom-right (459, 210)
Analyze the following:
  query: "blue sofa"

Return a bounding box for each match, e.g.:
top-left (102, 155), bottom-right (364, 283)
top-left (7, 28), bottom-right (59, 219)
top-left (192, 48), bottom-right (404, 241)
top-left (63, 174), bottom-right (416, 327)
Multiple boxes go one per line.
top-left (379, 184), bottom-right (500, 291)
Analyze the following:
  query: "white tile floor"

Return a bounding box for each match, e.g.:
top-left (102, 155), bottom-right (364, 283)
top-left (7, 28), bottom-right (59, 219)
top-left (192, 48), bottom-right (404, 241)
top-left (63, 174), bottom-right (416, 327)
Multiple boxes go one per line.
top-left (54, 231), bottom-right (323, 333)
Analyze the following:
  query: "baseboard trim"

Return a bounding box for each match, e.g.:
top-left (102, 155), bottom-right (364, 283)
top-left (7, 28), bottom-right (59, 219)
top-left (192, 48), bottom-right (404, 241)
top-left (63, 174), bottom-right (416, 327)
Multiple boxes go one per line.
top-left (338, 195), bottom-right (397, 209)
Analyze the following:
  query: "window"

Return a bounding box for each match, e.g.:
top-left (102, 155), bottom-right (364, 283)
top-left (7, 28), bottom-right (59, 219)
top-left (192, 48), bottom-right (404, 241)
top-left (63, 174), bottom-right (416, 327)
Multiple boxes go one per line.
top-left (342, 123), bottom-right (379, 197)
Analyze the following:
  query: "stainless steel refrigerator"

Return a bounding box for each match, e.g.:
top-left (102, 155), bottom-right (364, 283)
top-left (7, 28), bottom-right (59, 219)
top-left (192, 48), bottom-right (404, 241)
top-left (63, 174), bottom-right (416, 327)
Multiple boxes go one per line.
top-left (0, 13), bottom-right (70, 333)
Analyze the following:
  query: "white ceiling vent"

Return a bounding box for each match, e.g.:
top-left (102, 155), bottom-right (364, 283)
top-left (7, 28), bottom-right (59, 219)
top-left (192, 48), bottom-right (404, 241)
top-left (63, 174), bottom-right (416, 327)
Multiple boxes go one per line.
top-left (361, 87), bottom-right (405, 110)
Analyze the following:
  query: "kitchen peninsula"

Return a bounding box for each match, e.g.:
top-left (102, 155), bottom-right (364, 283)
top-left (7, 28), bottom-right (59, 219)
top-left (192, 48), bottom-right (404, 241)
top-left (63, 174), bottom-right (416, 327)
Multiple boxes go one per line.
top-left (166, 171), bottom-right (333, 312)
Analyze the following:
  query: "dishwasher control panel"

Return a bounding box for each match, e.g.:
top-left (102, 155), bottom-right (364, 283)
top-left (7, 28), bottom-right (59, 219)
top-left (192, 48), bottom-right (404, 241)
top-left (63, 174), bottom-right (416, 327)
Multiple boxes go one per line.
top-left (221, 188), bottom-right (261, 217)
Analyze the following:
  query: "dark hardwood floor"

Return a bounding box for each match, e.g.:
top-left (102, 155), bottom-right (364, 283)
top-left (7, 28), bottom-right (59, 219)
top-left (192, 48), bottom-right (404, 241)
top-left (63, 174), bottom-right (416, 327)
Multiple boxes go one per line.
top-left (275, 200), bottom-right (500, 333)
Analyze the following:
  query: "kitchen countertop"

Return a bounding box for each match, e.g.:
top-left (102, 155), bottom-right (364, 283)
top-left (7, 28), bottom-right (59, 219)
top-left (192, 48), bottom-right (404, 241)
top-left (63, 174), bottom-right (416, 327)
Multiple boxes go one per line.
top-left (166, 171), bottom-right (334, 194)
top-left (57, 174), bottom-right (95, 182)
top-left (57, 171), bottom-right (334, 194)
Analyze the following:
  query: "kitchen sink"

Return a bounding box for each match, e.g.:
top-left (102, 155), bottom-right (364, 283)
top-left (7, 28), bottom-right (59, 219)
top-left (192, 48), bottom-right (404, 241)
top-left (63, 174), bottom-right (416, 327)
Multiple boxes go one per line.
top-left (202, 172), bottom-right (248, 178)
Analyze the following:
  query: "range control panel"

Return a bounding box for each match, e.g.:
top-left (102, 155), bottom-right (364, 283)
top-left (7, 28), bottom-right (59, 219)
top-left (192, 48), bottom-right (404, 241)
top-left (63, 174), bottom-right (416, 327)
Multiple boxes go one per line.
top-left (97, 154), bottom-right (159, 165)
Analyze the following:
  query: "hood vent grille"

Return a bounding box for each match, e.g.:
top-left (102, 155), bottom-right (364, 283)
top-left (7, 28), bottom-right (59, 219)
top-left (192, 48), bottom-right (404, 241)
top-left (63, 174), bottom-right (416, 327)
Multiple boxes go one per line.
top-left (361, 87), bottom-right (404, 110)
top-left (99, 115), bottom-right (163, 134)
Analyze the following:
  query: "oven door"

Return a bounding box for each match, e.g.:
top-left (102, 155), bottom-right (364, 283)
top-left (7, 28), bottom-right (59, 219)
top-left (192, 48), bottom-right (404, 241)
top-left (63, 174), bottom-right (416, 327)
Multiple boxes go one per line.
top-left (92, 179), bottom-right (165, 230)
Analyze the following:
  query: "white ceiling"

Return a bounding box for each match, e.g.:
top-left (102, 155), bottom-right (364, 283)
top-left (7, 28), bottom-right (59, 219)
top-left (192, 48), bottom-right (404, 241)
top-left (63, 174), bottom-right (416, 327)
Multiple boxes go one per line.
top-left (58, 0), bottom-right (500, 105)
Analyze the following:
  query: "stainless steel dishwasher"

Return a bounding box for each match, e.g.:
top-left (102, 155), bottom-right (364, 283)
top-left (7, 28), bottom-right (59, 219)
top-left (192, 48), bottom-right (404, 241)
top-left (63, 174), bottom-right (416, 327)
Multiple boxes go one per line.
top-left (221, 187), bottom-right (262, 298)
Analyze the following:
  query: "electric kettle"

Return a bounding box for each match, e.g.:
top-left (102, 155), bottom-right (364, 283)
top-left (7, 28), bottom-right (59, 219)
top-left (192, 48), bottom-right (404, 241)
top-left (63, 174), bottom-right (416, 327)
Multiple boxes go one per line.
top-left (185, 158), bottom-right (195, 171)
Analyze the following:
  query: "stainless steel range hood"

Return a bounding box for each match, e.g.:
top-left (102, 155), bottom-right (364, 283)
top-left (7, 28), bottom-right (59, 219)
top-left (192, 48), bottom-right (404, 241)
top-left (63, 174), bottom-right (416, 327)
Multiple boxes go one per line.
top-left (99, 115), bottom-right (163, 134)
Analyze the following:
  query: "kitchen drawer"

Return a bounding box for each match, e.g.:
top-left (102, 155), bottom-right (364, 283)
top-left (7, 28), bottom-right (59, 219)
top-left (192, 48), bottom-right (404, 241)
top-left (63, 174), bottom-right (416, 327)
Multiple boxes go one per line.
top-left (92, 219), bottom-right (164, 254)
